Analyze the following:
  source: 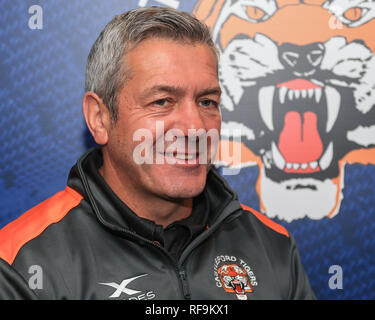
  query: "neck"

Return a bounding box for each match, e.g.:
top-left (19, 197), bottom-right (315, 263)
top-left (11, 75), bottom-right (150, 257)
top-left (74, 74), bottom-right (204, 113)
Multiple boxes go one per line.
top-left (99, 153), bottom-right (193, 228)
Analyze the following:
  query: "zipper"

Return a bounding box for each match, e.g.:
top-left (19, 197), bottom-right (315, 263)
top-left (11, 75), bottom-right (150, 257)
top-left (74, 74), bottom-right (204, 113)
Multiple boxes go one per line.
top-left (108, 226), bottom-right (192, 299)
top-left (131, 231), bottom-right (192, 299)
top-left (178, 270), bottom-right (191, 300)
top-left (146, 237), bottom-right (192, 300)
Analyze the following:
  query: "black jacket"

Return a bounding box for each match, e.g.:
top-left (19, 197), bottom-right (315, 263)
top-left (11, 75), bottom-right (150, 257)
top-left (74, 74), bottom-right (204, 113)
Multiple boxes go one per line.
top-left (0, 148), bottom-right (315, 300)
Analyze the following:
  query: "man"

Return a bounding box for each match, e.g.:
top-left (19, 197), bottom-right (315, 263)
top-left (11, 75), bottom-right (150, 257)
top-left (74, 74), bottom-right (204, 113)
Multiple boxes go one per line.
top-left (0, 6), bottom-right (315, 300)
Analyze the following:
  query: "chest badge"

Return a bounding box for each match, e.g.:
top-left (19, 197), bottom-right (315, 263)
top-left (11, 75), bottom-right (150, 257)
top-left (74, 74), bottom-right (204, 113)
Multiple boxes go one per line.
top-left (214, 255), bottom-right (258, 300)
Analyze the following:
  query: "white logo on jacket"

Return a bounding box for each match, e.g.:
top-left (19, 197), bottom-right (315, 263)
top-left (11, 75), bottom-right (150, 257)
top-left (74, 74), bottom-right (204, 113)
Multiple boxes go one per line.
top-left (99, 274), bottom-right (149, 298)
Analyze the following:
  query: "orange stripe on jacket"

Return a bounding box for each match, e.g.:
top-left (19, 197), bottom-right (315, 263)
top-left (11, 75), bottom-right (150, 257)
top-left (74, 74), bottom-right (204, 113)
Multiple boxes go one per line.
top-left (240, 204), bottom-right (289, 238)
top-left (0, 186), bottom-right (83, 265)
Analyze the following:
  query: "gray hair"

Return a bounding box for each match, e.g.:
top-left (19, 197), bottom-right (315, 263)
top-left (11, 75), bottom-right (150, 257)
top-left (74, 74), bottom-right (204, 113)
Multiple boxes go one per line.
top-left (85, 6), bottom-right (218, 122)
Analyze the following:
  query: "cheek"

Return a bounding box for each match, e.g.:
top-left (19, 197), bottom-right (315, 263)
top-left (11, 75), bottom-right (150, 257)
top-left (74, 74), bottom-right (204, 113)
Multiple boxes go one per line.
top-left (107, 120), bottom-right (138, 161)
top-left (127, 121), bottom-right (159, 165)
top-left (205, 115), bottom-right (221, 138)
top-left (206, 117), bottom-right (221, 156)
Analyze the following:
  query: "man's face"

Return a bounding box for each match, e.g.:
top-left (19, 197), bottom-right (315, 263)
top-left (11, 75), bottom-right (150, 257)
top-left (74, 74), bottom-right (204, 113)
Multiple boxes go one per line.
top-left (105, 38), bottom-right (221, 201)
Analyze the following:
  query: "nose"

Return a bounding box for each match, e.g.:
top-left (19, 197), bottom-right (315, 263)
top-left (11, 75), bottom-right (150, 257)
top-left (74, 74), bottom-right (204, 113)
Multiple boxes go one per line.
top-left (174, 99), bottom-right (207, 134)
top-left (279, 42), bottom-right (325, 76)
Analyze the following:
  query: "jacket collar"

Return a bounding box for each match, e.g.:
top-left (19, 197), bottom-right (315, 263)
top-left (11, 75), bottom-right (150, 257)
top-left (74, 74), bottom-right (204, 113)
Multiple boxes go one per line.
top-left (67, 147), bottom-right (239, 236)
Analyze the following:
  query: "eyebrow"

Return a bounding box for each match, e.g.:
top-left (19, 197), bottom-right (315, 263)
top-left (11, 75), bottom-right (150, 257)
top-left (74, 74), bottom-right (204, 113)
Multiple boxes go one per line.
top-left (140, 85), bottom-right (221, 100)
top-left (197, 87), bottom-right (222, 98)
top-left (140, 85), bottom-right (185, 101)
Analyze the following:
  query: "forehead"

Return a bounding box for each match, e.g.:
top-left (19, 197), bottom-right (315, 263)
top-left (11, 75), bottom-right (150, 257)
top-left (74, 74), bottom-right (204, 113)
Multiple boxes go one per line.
top-left (123, 38), bottom-right (219, 87)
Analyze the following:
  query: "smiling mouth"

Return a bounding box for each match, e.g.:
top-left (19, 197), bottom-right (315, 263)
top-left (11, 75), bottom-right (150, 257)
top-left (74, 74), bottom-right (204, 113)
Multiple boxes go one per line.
top-left (157, 151), bottom-right (208, 165)
top-left (258, 78), bottom-right (340, 174)
top-left (163, 152), bottom-right (197, 161)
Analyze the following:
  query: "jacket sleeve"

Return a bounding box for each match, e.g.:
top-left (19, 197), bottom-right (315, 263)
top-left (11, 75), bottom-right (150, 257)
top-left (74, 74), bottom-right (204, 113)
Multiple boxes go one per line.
top-left (0, 258), bottom-right (38, 300)
top-left (287, 235), bottom-right (316, 300)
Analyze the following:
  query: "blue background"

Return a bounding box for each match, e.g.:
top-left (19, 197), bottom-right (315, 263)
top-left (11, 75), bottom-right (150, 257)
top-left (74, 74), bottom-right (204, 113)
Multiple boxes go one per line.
top-left (1, 0), bottom-right (374, 299)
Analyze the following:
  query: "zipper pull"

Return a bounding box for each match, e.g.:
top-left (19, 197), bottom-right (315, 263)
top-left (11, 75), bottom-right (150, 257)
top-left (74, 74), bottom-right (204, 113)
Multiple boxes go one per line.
top-left (179, 270), bottom-right (191, 300)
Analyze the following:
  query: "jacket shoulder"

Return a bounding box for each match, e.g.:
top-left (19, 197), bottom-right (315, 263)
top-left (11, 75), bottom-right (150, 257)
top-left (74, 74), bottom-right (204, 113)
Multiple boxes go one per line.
top-left (240, 203), bottom-right (289, 238)
top-left (0, 187), bottom-right (83, 265)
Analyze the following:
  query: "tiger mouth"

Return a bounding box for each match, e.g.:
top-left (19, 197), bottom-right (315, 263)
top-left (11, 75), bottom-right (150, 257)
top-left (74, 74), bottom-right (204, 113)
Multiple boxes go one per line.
top-left (230, 279), bottom-right (245, 295)
top-left (259, 78), bottom-right (340, 174)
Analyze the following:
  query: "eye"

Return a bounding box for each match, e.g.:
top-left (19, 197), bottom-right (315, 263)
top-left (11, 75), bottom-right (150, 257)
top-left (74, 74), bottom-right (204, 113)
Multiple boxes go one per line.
top-left (153, 99), bottom-right (169, 107)
top-left (245, 6), bottom-right (266, 21)
top-left (199, 99), bottom-right (218, 108)
top-left (343, 7), bottom-right (367, 22)
top-left (323, 1), bottom-right (373, 27)
top-left (234, 0), bottom-right (278, 23)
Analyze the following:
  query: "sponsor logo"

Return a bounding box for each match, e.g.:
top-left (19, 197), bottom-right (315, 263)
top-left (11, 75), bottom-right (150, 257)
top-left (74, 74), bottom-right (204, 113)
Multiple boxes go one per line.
top-left (214, 255), bottom-right (258, 300)
top-left (99, 274), bottom-right (155, 300)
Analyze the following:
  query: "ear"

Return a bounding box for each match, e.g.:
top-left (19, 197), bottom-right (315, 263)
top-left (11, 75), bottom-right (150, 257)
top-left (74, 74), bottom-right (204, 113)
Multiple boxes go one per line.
top-left (82, 92), bottom-right (111, 145)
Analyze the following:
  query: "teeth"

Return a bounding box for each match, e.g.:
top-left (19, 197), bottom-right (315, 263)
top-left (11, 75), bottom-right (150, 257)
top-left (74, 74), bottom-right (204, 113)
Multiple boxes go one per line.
top-left (309, 161), bottom-right (318, 170)
top-left (288, 89), bottom-right (294, 101)
top-left (314, 88), bottom-right (322, 103)
top-left (258, 86), bottom-right (275, 131)
top-left (270, 142), bottom-right (333, 172)
top-left (308, 88), bottom-right (314, 98)
top-left (278, 86), bottom-right (323, 103)
top-left (271, 142), bottom-right (285, 170)
top-left (167, 153), bottom-right (195, 160)
top-left (325, 86), bottom-right (341, 132)
top-left (279, 86), bottom-right (288, 104)
top-left (319, 142), bottom-right (333, 170)
top-left (177, 153), bottom-right (194, 160)
top-left (285, 161), bottom-right (319, 170)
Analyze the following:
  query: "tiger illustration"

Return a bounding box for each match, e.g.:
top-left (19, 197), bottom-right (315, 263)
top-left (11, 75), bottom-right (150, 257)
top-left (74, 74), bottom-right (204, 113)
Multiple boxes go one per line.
top-left (218, 264), bottom-right (252, 299)
top-left (194, 0), bottom-right (375, 221)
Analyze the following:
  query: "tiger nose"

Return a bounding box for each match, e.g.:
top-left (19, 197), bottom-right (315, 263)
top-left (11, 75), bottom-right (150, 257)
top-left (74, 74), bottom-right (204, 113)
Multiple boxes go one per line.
top-left (279, 42), bottom-right (325, 76)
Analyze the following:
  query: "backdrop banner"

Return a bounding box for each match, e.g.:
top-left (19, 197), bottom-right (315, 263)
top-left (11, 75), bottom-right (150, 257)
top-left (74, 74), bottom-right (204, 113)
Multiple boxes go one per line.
top-left (1, 0), bottom-right (374, 300)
